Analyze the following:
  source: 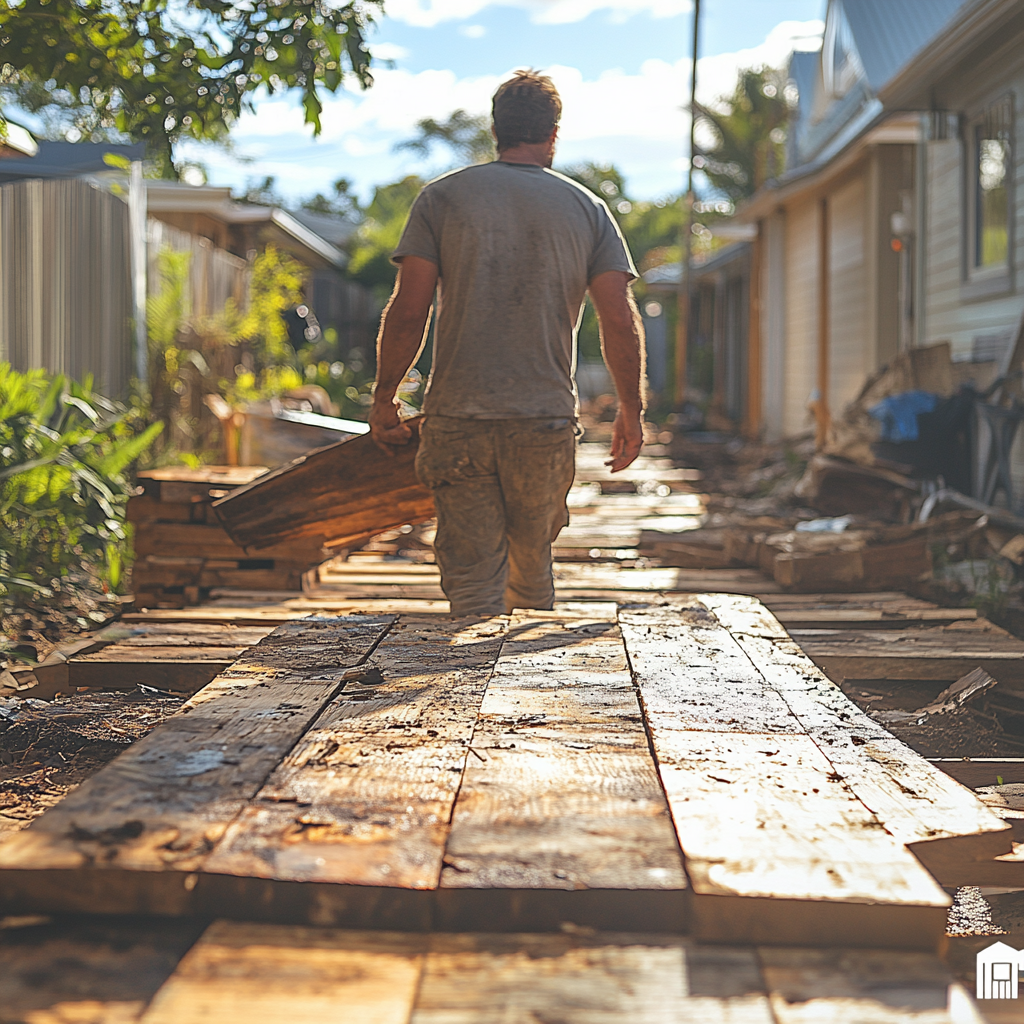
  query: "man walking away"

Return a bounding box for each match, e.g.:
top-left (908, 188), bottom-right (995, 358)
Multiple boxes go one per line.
top-left (369, 69), bottom-right (645, 616)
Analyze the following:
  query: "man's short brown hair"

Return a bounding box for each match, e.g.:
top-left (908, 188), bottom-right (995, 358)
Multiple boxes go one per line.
top-left (492, 70), bottom-right (561, 150)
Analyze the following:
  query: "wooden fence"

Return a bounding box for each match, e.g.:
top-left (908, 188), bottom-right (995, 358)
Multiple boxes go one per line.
top-left (0, 177), bottom-right (133, 398)
top-left (147, 218), bottom-right (249, 320)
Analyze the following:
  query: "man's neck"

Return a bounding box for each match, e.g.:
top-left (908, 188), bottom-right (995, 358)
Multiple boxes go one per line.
top-left (496, 142), bottom-right (553, 168)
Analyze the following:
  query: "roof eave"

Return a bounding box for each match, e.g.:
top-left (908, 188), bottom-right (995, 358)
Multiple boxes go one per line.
top-left (734, 98), bottom-right (885, 222)
top-left (269, 209), bottom-right (347, 270)
top-left (877, 0), bottom-right (1023, 109)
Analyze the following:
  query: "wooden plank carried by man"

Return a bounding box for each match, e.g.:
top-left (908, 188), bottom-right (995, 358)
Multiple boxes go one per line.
top-left (212, 423), bottom-right (435, 553)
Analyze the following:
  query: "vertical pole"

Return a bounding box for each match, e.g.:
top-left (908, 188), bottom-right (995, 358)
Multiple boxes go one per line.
top-left (815, 195), bottom-right (831, 446)
top-left (674, 0), bottom-right (701, 406)
top-left (745, 221), bottom-right (762, 437)
top-left (129, 160), bottom-right (148, 387)
top-left (913, 114), bottom-right (928, 348)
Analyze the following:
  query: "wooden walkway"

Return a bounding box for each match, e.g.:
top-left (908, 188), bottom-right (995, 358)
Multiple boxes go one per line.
top-left (2, 599), bottom-right (1019, 930)
top-left (3, 440), bottom-right (1021, 1020)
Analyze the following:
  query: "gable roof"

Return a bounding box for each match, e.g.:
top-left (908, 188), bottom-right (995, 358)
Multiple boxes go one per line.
top-left (842, 0), bottom-right (967, 92)
top-left (777, 0), bottom-right (971, 179)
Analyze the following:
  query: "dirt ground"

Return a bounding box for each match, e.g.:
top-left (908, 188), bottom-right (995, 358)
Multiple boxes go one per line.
top-left (0, 691), bottom-right (184, 839)
top-left (840, 679), bottom-right (1024, 758)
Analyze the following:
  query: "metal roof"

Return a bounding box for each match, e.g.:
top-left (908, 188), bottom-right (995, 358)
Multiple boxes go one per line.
top-left (841, 0), bottom-right (969, 92)
top-left (642, 242), bottom-right (751, 290)
top-left (0, 140), bottom-right (145, 182)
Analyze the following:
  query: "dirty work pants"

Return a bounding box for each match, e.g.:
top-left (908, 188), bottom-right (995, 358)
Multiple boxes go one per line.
top-left (415, 415), bottom-right (576, 616)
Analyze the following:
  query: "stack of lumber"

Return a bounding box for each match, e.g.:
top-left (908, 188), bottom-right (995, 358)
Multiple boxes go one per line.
top-left (130, 467), bottom-right (329, 608)
top-left (2, 596), bottom-right (1020, 944)
top-left (213, 422), bottom-right (434, 552)
top-left (788, 617), bottom-right (1024, 687)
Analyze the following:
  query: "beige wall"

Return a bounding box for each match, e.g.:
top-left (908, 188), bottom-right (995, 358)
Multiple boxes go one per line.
top-left (783, 199), bottom-right (820, 437)
top-left (828, 174), bottom-right (870, 415)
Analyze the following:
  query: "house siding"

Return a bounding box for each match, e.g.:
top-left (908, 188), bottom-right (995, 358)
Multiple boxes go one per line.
top-left (829, 173), bottom-right (870, 414)
top-left (783, 199), bottom-right (820, 437)
top-left (924, 51), bottom-right (1024, 360)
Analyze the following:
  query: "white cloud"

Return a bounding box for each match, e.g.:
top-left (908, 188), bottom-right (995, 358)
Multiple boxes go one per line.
top-left (384, 0), bottom-right (691, 28)
top-left (459, 23), bottom-right (487, 37)
top-left (695, 19), bottom-right (823, 106)
top-left (372, 42), bottom-right (411, 60)
top-left (193, 18), bottom-right (824, 201)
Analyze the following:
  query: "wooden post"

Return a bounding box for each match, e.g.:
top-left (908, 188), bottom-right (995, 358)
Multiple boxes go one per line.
top-left (814, 196), bottom-right (831, 446)
top-left (674, 0), bottom-right (701, 406)
top-left (744, 222), bottom-right (762, 438)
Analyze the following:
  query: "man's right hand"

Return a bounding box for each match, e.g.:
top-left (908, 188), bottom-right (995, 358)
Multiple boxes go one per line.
top-left (369, 396), bottom-right (413, 455)
top-left (606, 406), bottom-right (643, 472)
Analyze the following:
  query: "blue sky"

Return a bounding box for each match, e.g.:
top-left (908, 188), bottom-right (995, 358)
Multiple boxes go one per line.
top-left (180, 0), bottom-right (825, 204)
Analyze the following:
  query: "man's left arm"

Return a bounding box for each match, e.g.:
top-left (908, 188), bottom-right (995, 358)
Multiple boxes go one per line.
top-left (369, 255), bottom-right (439, 453)
top-left (588, 270), bottom-right (645, 472)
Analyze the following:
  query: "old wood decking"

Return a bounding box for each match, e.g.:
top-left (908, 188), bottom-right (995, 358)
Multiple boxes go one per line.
top-left (2, 441), bottom-right (1021, 1021)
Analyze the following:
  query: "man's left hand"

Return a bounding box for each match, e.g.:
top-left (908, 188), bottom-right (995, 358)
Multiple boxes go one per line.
top-left (370, 397), bottom-right (413, 455)
top-left (606, 407), bottom-right (643, 472)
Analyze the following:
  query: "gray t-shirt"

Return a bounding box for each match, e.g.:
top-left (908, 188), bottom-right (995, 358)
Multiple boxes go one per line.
top-left (392, 161), bottom-right (637, 419)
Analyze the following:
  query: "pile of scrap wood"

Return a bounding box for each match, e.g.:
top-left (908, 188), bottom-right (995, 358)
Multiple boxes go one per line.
top-left (641, 510), bottom-right (1018, 593)
top-left (130, 467), bottom-right (330, 608)
top-left (643, 517), bottom-right (929, 591)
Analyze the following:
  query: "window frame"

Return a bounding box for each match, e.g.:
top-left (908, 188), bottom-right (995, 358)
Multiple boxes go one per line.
top-left (962, 93), bottom-right (1015, 300)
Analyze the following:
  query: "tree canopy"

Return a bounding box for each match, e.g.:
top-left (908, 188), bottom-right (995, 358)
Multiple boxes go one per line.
top-left (396, 108), bottom-right (494, 166)
top-left (0, 0), bottom-right (382, 171)
top-left (693, 66), bottom-right (790, 202)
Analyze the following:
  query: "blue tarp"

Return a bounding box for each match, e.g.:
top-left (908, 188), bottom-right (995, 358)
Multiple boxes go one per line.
top-left (868, 390), bottom-right (939, 443)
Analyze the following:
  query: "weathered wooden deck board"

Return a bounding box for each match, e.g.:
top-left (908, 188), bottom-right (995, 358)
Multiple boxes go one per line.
top-left (619, 602), bottom-right (952, 950)
top-left (757, 947), bottom-right (983, 1024)
top-left (204, 617), bottom-right (507, 895)
top-left (703, 595), bottom-right (1016, 887)
top-left (0, 616), bottom-right (394, 916)
top-left (140, 921), bottom-right (426, 1024)
top-left (437, 609), bottom-right (687, 932)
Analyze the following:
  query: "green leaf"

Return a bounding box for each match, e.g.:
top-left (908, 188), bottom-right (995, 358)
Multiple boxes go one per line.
top-left (102, 152), bottom-right (131, 170)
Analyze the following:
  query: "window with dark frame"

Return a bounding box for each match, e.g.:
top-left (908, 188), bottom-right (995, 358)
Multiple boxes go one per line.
top-left (974, 96), bottom-right (1012, 270)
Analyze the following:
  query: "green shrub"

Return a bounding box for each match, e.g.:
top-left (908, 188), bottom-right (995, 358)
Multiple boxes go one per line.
top-left (0, 364), bottom-right (162, 649)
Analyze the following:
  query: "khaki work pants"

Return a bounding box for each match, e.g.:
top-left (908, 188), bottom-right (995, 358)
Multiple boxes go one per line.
top-left (415, 415), bottom-right (577, 616)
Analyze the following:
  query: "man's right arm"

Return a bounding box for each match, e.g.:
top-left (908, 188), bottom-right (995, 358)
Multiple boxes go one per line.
top-left (369, 255), bottom-right (439, 453)
top-left (588, 270), bottom-right (645, 472)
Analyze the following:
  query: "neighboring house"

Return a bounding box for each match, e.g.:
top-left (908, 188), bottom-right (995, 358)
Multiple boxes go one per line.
top-left (645, 239), bottom-right (752, 424)
top-left (145, 183), bottom-right (379, 357)
top-left (735, 0), bottom-right (975, 441)
top-left (0, 136), bottom-right (378, 398)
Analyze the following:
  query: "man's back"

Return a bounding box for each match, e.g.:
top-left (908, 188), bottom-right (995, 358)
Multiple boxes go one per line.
top-left (394, 160), bottom-right (635, 419)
